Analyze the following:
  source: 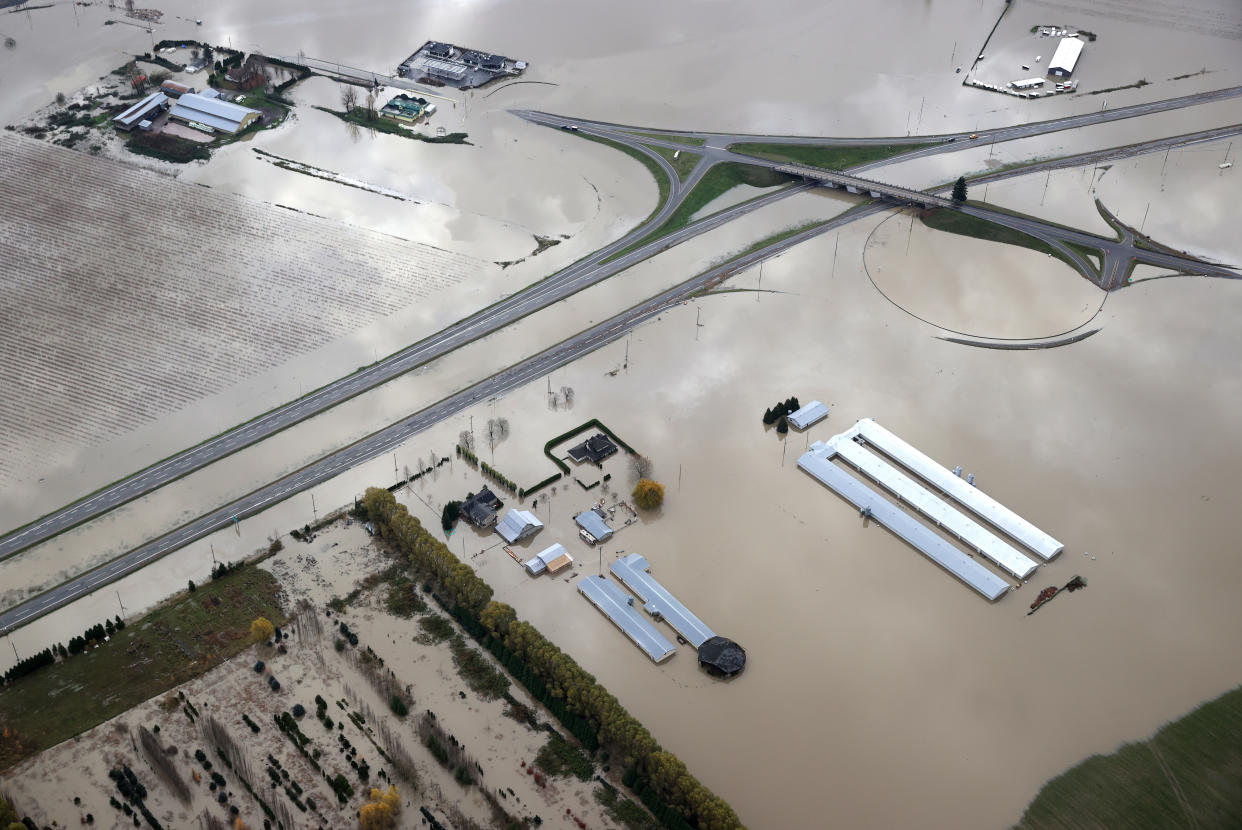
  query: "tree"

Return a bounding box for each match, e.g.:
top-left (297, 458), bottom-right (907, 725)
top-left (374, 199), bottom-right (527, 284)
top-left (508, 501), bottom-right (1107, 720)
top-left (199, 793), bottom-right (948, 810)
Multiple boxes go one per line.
top-left (340, 84), bottom-right (358, 114)
top-left (629, 454), bottom-right (653, 482)
top-left (440, 500), bottom-right (462, 532)
top-left (359, 785), bottom-right (400, 829)
top-left (776, 416), bottom-right (789, 435)
top-left (250, 617), bottom-right (275, 644)
top-left (188, 579), bottom-right (197, 592)
top-left (952, 176), bottom-right (968, 203)
top-left (458, 430), bottom-right (474, 452)
top-left (632, 479), bottom-right (665, 511)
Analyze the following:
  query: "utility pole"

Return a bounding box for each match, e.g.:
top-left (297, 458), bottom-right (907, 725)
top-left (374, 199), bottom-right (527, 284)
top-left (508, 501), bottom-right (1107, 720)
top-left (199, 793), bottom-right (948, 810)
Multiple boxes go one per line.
top-left (393, 453), bottom-right (398, 481)
top-left (757, 261), bottom-right (762, 301)
top-left (210, 544), bottom-right (217, 564)
top-left (116, 591), bottom-right (127, 619)
top-left (311, 493), bottom-right (317, 522)
top-left (832, 232), bottom-right (839, 278)
top-left (1040, 169), bottom-right (1051, 206)
top-left (1140, 202), bottom-right (1150, 234)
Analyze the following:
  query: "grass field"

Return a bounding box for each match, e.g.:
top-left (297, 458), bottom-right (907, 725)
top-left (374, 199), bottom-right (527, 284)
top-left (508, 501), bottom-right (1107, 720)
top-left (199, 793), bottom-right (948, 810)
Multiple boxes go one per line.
top-left (0, 564), bottom-right (285, 772)
top-left (728, 141), bottom-right (939, 171)
top-left (921, 207), bottom-right (1101, 279)
top-left (632, 131), bottom-right (707, 147)
top-left (608, 162), bottom-right (794, 261)
top-left (1013, 685), bottom-right (1242, 830)
top-left (649, 144), bottom-right (700, 181)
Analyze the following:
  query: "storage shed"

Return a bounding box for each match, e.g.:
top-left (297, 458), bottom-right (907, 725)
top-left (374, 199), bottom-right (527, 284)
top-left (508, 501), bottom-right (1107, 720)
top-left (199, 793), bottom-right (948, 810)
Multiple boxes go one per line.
top-left (1048, 37), bottom-right (1084, 78)
top-left (496, 508), bottom-right (543, 544)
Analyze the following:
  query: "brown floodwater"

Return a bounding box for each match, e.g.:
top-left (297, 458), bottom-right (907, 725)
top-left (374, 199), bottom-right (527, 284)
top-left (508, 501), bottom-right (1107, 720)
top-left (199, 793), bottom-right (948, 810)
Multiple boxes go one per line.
top-left (2, 0), bottom-right (1242, 827)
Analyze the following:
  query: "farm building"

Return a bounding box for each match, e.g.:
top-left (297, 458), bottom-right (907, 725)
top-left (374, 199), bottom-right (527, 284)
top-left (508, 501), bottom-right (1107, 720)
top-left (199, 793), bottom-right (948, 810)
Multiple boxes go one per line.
top-left (168, 93), bottom-right (260, 135)
top-left (787, 400), bottom-right (829, 430)
top-left (578, 575), bottom-right (675, 662)
top-left (574, 508), bottom-right (613, 544)
top-left (523, 543), bottom-right (574, 576)
top-left (160, 80), bottom-right (195, 97)
top-left (496, 508), bottom-right (543, 544)
top-left (112, 91), bottom-right (168, 131)
top-left (1048, 37), bottom-right (1084, 78)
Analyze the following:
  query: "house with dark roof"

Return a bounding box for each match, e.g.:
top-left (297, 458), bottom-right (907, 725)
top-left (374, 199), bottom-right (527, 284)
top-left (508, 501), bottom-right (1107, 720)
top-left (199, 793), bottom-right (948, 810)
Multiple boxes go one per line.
top-left (461, 486), bottom-right (501, 527)
top-left (567, 433), bottom-right (619, 465)
top-left (226, 54), bottom-right (268, 90)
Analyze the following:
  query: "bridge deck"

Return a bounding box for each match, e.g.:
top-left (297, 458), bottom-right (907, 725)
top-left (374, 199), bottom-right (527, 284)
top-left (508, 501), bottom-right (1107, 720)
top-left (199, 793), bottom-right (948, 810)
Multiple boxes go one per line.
top-left (773, 163), bottom-right (953, 207)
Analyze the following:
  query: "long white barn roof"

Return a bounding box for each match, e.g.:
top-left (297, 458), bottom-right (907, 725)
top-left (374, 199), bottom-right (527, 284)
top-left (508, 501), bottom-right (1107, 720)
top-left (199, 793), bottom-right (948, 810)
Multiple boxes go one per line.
top-left (832, 439), bottom-right (1038, 579)
top-left (1049, 37), bottom-right (1084, 73)
top-left (610, 554), bottom-right (715, 647)
top-left (798, 446), bottom-right (1010, 600)
top-left (854, 419), bottom-right (1063, 559)
top-left (578, 575), bottom-right (675, 662)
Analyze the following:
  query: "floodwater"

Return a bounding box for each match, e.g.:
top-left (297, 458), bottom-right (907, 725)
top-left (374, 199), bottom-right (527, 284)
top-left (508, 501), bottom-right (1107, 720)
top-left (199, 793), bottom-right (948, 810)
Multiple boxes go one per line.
top-left (2, 0), bottom-right (1242, 828)
top-left (862, 210), bottom-right (1102, 338)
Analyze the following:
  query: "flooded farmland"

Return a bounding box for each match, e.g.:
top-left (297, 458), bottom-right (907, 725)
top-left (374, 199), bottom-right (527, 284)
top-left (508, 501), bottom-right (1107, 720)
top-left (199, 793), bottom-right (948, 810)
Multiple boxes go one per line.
top-left (2, 0), bottom-right (1242, 827)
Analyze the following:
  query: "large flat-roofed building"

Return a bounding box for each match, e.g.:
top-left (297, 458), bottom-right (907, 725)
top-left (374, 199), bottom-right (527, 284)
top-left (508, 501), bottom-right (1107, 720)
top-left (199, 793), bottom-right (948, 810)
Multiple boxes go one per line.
top-left (1048, 37), bottom-right (1084, 78)
top-left (113, 91), bottom-right (168, 131)
top-left (168, 93), bottom-right (260, 135)
top-left (610, 554), bottom-right (715, 647)
top-left (578, 575), bottom-right (675, 662)
top-left (424, 58), bottom-right (468, 82)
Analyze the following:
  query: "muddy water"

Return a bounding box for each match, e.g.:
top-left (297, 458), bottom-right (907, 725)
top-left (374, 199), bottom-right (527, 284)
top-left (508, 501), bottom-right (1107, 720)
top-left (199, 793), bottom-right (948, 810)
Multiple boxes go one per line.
top-left (3, 0), bottom-right (1242, 827)
top-left (863, 210), bottom-right (1103, 338)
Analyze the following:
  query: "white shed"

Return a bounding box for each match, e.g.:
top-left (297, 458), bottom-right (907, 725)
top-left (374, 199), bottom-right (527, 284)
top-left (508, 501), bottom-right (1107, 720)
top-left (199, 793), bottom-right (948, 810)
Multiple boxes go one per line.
top-left (496, 509), bottom-right (543, 544)
top-left (788, 400), bottom-right (829, 430)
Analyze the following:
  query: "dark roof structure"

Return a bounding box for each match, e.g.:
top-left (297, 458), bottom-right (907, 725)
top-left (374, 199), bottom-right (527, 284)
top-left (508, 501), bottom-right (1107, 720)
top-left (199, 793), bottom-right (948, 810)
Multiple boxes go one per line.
top-left (567, 433), bottom-right (618, 465)
top-left (461, 486), bottom-right (501, 527)
top-left (425, 41), bottom-right (453, 57)
top-left (697, 636), bottom-right (746, 677)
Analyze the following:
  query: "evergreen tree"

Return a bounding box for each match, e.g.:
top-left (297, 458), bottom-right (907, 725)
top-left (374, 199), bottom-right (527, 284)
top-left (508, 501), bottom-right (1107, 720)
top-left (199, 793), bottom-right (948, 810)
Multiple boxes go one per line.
top-left (952, 176), bottom-right (968, 203)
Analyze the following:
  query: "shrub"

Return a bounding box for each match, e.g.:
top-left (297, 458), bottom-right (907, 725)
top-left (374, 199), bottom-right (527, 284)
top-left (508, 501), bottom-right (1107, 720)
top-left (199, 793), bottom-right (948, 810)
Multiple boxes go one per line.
top-left (389, 696), bottom-right (409, 718)
top-left (631, 479), bottom-right (665, 510)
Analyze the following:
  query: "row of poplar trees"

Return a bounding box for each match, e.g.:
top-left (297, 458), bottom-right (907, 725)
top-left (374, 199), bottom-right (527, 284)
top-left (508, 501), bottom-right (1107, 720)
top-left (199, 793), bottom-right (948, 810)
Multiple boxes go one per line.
top-left (361, 487), bottom-right (743, 830)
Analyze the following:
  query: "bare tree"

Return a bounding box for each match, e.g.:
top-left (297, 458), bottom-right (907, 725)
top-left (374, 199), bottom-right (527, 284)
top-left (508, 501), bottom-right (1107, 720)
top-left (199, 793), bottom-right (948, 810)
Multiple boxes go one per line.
top-left (630, 454), bottom-right (653, 481)
top-left (458, 430), bottom-right (474, 452)
top-left (560, 386), bottom-right (575, 405)
top-left (485, 418), bottom-right (510, 455)
top-left (124, 0), bottom-right (134, 12)
top-left (339, 83), bottom-right (358, 113)
top-left (138, 726), bottom-right (191, 805)
top-left (364, 90), bottom-right (377, 121)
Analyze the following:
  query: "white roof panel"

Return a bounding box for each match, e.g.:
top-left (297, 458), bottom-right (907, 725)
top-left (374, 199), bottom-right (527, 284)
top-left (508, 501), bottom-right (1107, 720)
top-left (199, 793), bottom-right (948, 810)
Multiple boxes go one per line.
top-left (1049, 37), bottom-right (1084, 73)
top-left (833, 439), bottom-right (1038, 579)
top-left (788, 400), bottom-right (829, 430)
top-left (854, 419), bottom-right (1063, 559)
top-left (578, 575), bottom-right (676, 662)
top-left (797, 449), bottom-right (1010, 601)
top-left (610, 554), bottom-right (715, 647)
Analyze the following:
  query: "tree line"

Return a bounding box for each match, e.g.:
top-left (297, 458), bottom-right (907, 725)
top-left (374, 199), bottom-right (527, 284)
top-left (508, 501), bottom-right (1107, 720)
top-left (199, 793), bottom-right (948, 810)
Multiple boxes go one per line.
top-left (361, 487), bottom-right (743, 830)
top-left (2, 615), bottom-right (127, 685)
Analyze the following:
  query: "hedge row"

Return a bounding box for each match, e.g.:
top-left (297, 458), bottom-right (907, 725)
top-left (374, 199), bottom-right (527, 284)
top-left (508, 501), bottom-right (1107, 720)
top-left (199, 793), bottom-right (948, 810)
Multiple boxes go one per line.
top-left (542, 418), bottom-right (637, 475)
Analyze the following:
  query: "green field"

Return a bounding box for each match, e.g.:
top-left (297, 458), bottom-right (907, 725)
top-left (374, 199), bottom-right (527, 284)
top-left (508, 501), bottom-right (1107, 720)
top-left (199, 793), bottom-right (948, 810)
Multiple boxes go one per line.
top-left (648, 144), bottom-right (700, 181)
top-left (921, 207), bottom-right (1101, 279)
top-left (1013, 685), bottom-right (1242, 830)
top-left (609, 162), bottom-right (794, 261)
top-left (728, 140), bottom-right (939, 171)
top-left (0, 564), bottom-right (285, 772)
top-left (631, 131), bottom-right (707, 147)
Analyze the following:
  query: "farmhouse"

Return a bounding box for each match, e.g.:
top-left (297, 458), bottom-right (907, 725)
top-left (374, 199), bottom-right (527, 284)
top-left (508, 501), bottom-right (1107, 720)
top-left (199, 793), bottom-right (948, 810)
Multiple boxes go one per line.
top-left (567, 433), bottom-right (618, 465)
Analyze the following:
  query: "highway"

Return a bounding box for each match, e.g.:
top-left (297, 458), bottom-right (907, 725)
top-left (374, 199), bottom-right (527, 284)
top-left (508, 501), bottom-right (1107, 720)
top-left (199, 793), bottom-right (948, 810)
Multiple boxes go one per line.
top-left (2, 88), bottom-right (1240, 631)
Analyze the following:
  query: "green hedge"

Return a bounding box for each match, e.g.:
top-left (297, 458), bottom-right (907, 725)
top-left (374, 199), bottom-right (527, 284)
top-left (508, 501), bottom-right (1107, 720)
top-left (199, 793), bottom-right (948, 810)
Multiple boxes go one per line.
top-left (542, 419), bottom-right (637, 475)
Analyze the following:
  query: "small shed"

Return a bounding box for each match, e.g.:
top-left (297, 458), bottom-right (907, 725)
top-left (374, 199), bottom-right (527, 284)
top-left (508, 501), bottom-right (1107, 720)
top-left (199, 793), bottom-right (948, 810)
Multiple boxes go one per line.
top-left (787, 401), bottom-right (829, 430)
top-left (160, 80), bottom-right (194, 97)
top-left (524, 543), bottom-right (573, 576)
top-left (496, 509), bottom-right (543, 544)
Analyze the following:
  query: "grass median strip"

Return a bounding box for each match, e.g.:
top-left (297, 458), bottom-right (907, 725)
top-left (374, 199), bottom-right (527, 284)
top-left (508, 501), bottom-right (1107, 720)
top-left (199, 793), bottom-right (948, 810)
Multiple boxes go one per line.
top-left (921, 207), bottom-right (1101, 279)
top-left (728, 140), bottom-right (940, 170)
top-left (648, 143), bottom-right (700, 181)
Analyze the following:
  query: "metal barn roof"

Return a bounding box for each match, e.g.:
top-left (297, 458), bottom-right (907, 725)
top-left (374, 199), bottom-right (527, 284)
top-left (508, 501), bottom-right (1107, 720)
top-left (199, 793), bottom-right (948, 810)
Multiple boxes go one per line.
top-left (798, 445), bottom-right (1010, 601)
top-left (574, 510), bottom-right (613, 542)
top-left (113, 92), bottom-right (167, 127)
top-left (524, 543), bottom-right (573, 575)
top-left (578, 575), bottom-right (675, 662)
top-left (168, 93), bottom-right (259, 133)
top-left (788, 400), bottom-right (829, 430)
top-left (610, 554), bottom-right (715, 647)
top-left (853, 419), bottom-right (1063, 560)
top-left (496, 508), bottom-right (543, 543)
top-left (1049, 37), bottom-right (1084, 75)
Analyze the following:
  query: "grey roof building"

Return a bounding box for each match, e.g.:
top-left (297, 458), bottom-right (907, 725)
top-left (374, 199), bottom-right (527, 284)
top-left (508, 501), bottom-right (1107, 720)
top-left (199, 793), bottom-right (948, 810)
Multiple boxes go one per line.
top-left (567, 433), bottom-right (618, 465)
top-left (577, 575), bottom-right (675, 662)
top-left (168, 93), bottom-right (260, 135)
top-left (112, 91), bottom-right (168, 131)
top-left (574, 508), bottom-right (613, 543)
